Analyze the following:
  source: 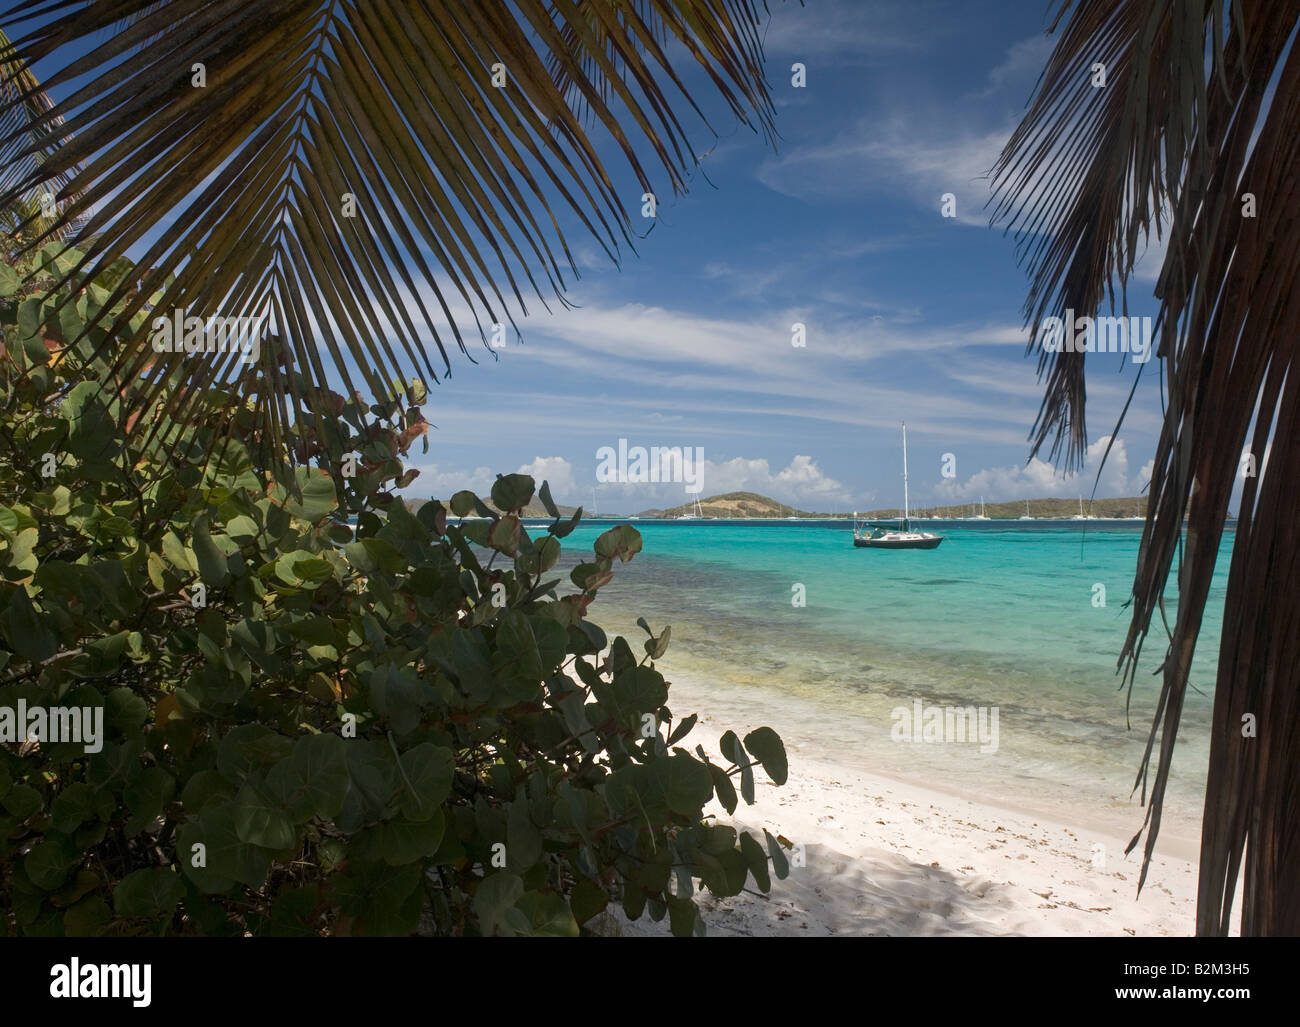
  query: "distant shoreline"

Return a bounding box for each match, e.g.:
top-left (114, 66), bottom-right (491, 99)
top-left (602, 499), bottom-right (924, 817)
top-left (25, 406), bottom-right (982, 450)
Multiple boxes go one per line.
top-left (406, 492), bottom-right (1218, 522)
top-left (510, 515), bottom-right (1224, 525)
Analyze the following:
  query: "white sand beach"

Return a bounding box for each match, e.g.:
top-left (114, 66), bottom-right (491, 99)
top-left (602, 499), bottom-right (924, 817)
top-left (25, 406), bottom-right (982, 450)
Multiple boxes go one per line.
top-left (620, 672), bottom-right (1228, 938)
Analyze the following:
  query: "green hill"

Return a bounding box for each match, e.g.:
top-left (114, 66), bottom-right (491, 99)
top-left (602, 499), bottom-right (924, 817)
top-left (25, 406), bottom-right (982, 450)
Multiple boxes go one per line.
top-left (650, 491), bottom-right (823, 518)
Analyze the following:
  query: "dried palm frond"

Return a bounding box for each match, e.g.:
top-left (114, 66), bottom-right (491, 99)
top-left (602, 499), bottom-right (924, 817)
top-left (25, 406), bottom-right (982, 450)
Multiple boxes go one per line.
top-left (993, 0), bottom-right (1300, 935)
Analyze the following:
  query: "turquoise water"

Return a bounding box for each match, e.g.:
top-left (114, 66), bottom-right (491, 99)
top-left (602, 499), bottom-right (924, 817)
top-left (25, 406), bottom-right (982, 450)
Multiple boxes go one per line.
top-left (544, 518), bottom-right (1230, 846)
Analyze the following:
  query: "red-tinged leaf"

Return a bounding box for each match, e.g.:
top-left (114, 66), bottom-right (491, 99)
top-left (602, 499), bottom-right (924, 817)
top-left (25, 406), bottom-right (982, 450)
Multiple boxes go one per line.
top-left (488, 515), bottom-right (521, 556)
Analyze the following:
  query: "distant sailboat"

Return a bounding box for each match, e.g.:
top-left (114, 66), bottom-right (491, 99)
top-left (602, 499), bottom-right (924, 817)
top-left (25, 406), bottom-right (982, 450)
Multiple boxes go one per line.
top-left (1019, 499), bottom-right (1034, 521)
top-left (972, 496), bottom-right (990, 520)
top-left (853, 423), bottom-right (943, 550)
top-left (677, 495), bottom-right (704, 520)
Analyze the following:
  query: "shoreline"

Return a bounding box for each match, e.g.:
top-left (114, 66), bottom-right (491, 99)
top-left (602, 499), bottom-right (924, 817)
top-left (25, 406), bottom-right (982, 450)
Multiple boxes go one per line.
top-left (654, 662), bottom-right (1206, 859)
top-left (623, 669), bottom-right (1228, 937)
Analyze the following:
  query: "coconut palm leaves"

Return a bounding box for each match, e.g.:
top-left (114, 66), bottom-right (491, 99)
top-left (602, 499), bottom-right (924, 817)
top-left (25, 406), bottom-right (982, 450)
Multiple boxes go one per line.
top-left (0, 0), bottom-right (775, 451)
top-left (994, 0), bottom-right (1300, 935)
top-left (0, 26), bottom-right (79, 250)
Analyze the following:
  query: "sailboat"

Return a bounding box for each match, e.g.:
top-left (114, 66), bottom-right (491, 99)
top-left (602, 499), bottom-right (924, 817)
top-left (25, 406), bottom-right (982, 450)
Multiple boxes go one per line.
top-left (853, 423), bottom-right (944, 550)
top-left (972, 496), bottom-right (990, 520)
top-left (1071, 496), bottom-right (1095, 521)
top-left (1018, 500), bottom-right (1034, 521)
top-left (676, 495), bottom-right (704, 520)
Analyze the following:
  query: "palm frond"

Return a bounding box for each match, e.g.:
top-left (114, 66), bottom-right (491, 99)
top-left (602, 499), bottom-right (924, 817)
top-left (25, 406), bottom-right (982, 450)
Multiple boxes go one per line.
top-left (0, 25), bottom-right (80, 244)
top-left (995, 0), bottom-right (1300, 935)
top-left (0, 0), bottom-right (776, 454)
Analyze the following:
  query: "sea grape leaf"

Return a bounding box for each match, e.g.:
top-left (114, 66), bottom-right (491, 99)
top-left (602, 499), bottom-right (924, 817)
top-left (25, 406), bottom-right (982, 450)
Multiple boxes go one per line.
top-left (513, 891), bottom-right (579, 937)
top-left (743, 727), bottom-right (788, 785)
top-left (178, 804), bottom-right (272, 893)
top-left (474, 872), bottom-right (525, 937)
top-left (397, 743), bottom-right (454, 822)
top-left (114, 868), bottom-right (185, 918)
top-left (491, 474), bottom-right (535, 512)
top-left (232, 780), bottom-right (297, 850)
top-left (594, 525), bottom-right (642, 562)
top-left (740, 831), bottom-right (771, 892)
top-left (708, 764), bottom-right (738, 815)
top-left (765, 829), bottom-right (790, 881)
top-left (192, 517), bottom-right (232, 587)
top-left (265, 733), bottom-right (349, 822)
top-left (1, 587), bottom-right (57, 662)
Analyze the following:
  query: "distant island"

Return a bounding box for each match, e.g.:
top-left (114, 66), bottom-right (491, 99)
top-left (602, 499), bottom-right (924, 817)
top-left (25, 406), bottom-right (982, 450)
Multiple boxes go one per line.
top-left (403, 490), bottom-right (1167, 520)
top-left (648, 491), bottom-right (821, 518)
top-left (646, 491), bottom-right (1154, 520)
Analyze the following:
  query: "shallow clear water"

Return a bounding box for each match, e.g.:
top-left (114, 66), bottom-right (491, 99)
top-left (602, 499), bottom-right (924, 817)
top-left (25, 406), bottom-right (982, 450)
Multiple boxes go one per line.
top-left (545, 518), bottom-right (1230, 844)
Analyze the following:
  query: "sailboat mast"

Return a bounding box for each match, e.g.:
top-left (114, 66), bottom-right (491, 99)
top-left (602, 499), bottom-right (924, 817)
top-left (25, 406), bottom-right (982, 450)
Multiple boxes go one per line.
top-left (902, 422), bottom-right (910, 523)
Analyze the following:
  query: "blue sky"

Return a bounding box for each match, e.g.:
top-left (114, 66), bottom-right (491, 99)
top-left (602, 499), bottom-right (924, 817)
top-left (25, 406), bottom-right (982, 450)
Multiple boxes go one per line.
top-left (15, 1), bottom-right (1175, 515)
top-left (393, 0), bottom-right (1168, 513)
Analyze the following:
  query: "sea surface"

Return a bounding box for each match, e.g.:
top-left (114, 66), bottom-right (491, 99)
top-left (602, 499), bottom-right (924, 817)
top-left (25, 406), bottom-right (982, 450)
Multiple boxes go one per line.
top-left (539, 517), bottom-right (1230, 849)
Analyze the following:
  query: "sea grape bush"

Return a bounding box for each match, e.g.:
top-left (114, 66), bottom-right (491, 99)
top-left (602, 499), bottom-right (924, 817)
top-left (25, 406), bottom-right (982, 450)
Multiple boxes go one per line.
top-left (0, 248), bottom-right (790, 936)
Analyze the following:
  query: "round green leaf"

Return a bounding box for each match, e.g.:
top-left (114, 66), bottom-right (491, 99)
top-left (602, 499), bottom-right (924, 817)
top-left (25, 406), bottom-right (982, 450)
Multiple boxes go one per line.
top-left (113, 868), bottom-right (185, 918)
top-left (490, 474), bottom-right (535, 512)
top-left (743, 727), bottom-right (788, 786)
top-left (398, 743), bottom-right (454, 822)
top-left (232, 781), bottom-right (297, 850)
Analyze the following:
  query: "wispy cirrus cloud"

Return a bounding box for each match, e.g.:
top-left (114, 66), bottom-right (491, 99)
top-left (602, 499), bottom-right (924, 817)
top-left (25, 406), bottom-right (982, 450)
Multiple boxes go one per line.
top-left (760, 0), bottom-right (938, 63)
top-left (756, 118), bottom-right (1007, 226)
top-left (974, 35), bottom-right (1056, 99)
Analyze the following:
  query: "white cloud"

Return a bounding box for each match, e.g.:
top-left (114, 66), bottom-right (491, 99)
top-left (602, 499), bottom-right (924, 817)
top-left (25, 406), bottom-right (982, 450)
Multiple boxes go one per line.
top-left (516, 456), bottom-right (578, 500)
top-left (588, 453), bottom-right (853, 510)
top-left (760, 0), bottom-right (928, 62)
top-left (931, 436), bottom-right (1137, 501)
top-left (400, 463), bottom-right (495, 498)
top-left (390, 278), bottom-right (1162, 488)
top-left (701, 453), bottom-right (852, 505)
top-left (400, 456), bottom-right (579, 504)
top-left (401, 451), bottom-right (854, 511)
top-left (756, 118), bottom-right (1008, 227)
top-left (390, 273), bottom-right (1071, 448)
top-left (978, 36), bottom-right (1056, 98)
